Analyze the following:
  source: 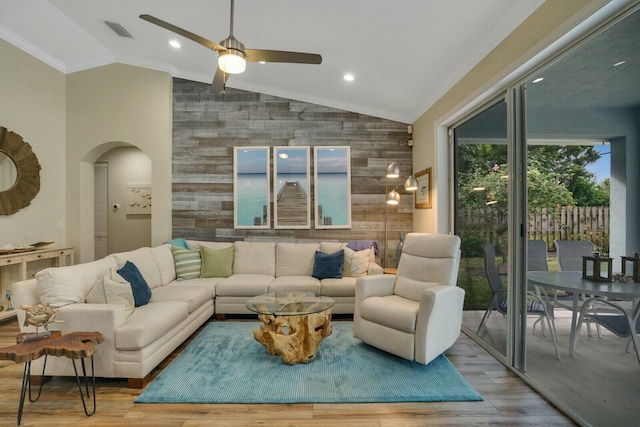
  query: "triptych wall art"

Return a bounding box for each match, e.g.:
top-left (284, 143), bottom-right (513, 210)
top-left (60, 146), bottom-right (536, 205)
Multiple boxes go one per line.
top-left (233, 147), bottom-right (351, 229)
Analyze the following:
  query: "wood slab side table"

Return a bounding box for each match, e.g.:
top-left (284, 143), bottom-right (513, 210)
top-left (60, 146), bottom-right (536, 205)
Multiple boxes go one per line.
top-left (0, 330), bottom-right (104, 425)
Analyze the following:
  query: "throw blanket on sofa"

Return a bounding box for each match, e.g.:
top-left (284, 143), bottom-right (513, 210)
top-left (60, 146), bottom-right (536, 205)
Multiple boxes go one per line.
top-left (347, 240), bottom-right (379, 256)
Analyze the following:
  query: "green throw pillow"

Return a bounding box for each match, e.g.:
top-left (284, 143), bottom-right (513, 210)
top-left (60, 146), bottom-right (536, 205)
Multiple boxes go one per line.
top-left (171, 246), bottom-right (202, 280)
top-left (200, 246), bottom-right (234, 278)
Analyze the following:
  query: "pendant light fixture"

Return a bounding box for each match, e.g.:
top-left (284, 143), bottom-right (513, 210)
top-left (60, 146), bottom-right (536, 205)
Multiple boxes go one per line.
top-left (403, 175), bottom-right (418, 191)
top-left (386, 162), bottom-right (400, 178)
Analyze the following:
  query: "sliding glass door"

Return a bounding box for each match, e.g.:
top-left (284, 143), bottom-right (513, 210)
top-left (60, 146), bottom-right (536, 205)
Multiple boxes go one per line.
top-left (454, 5), bottom-right (639, 426)
top-left (454, 98), bottom-right (509, 358)
top-left (521, 7), bottom-right (639, 426)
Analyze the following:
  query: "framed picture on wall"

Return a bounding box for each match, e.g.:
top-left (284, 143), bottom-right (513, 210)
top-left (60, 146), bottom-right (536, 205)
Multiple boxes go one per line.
top-left (415, 167), bottom-right (432, 209)
top-left (234, 147), bottom-right (271, 228)
top-left (126, 184), bottom-right (152, 215)
top-left (314, 147), bottom-right (351, 229)
top-left (274, 147), bottom-right (310, 229)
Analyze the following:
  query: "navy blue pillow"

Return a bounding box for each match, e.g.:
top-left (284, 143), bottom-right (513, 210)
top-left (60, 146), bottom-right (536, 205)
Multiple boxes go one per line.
top-left (117, 261), bottom-right (152, 307)
top-left (312, 250), bottom-right (344, 279)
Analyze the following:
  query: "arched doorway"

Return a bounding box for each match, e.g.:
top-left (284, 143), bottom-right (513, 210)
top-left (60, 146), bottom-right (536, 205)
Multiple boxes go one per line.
top-left (94, 146), bottom-right (152, 257)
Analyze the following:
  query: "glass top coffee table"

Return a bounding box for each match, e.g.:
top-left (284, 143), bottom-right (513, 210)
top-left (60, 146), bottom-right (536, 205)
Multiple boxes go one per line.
top-left (245, 292), bottom-right (334, 364)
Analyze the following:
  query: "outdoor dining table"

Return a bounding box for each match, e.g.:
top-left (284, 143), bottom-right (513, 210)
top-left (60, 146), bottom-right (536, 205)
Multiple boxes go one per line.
top-left (527, 271), bottom-right (640, 357)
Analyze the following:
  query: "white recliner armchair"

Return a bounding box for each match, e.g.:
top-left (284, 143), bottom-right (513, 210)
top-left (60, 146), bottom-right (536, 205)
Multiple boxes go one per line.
top-left (354, 233), bottom-right (463, 365)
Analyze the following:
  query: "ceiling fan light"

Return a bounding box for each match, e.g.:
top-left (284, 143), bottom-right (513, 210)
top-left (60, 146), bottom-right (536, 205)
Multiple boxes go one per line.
top-left (218, 51), bottom-right (246, 74)
top-left (404, 175), bottom-right (418, 191)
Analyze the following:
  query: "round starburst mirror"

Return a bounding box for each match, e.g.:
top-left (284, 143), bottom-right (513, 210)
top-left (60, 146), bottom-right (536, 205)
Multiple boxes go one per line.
top-left (0, 127), bottom-right (41, 215)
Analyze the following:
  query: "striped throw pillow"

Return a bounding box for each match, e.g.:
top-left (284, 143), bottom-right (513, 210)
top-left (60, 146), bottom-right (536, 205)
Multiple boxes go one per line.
top-left (171, 246), bottom-right (202, 280)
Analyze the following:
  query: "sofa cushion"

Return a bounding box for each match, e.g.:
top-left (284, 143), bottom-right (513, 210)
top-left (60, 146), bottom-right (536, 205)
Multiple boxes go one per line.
top-left (150, 285), bottom-right (211, 313)
top-left (312, 250), bottom-right (344, 279)
top-left (36, 257), bottom-right (118, 307)
top-left (343, 247), bottom-right (371, 277)
top-left (320, 277), bottom-right (357, 297)
top-left (168, 277), bottom-right (220, 298)
top-left (276, 243), bottom-right (319, 277)
top-left (85, 269), bottom-right (135, 318)
top-left (216, 274), bottom-right (272, 296)
top-left (320, 241), bottom-right (346, 254)
top-left (110, 247), bottom-right (163, 289)
top-left (189, 240), bottom-right (233, 251)
top-left (115, 301), bottom-right (189, 351)
top-left (152, 244), bottom-right (176, 285)
top-left (200, 246), bottom-right (234, 278)
top-left (171, 246), bottom-right (202, 281)
top-left (118, 261), bottom-right (152, 307)
top-left (233, 242), bottom-right (276, 276)
top-left (360, 294), bottom-right (419, 334)
top-left (269, 276), bottom-right (321, 293)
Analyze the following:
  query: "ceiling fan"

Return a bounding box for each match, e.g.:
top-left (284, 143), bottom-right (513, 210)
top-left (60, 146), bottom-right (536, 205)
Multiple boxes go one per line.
top-left (140, 0), bottom-right (322, 93)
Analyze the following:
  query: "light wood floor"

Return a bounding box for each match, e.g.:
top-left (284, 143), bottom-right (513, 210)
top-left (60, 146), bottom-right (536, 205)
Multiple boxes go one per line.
top-left (467, 307), bottom-right (640, 427)
top-left (0, 317), bottom-right (575, 427)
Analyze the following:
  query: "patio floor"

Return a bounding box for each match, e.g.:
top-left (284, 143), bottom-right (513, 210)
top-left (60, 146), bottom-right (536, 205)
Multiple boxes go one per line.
top-left (464, 307), bottom-right (640, 427)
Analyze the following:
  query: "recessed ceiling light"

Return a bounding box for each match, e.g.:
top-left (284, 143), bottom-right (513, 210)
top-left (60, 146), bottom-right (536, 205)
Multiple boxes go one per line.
top-left (259, 61), bottom-right (266, 64)
top-left (613, 60), bottom-right (626, 67)
top-left (532, 77), bottom-right (544, 83)
top-left (169, 40), bottom-right (180, 48)
top-left (343, 74), bottom-right (354, 81)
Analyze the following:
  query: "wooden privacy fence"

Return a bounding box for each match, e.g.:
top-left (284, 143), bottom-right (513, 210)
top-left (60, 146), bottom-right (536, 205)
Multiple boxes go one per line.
top-left (458, 206), bottom-right (610, 251)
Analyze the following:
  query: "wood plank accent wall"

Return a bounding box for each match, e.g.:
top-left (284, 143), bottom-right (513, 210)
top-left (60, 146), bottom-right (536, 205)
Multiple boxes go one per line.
top-left (172, 79), bottom-right (414, 267)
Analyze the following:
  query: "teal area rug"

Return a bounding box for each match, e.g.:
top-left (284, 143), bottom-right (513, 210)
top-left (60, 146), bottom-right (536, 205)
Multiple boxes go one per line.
top-left (136, 321), bottom-right (482, 404)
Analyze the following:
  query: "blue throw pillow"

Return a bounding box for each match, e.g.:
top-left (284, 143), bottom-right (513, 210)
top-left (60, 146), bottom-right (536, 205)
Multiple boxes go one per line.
top-left (117, 261), bottom-right (152, 307)
top-left (165, 238), bottom-right (190, 250)
top-left (312, 250), bottom-right (344, 279)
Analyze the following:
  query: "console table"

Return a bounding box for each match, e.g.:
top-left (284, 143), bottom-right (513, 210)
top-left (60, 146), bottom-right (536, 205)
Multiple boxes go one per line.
top-left (0, 247), bottom-right (74, 320)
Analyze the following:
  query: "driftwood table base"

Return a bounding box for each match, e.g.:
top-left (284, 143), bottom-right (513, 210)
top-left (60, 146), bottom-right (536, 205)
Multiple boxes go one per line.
top-left (253, 310), bottom-right (333, 364)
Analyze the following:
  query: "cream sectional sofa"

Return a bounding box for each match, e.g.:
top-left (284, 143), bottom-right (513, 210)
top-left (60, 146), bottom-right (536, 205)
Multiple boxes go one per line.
top-left (11, 240), bottom-right (381, 387)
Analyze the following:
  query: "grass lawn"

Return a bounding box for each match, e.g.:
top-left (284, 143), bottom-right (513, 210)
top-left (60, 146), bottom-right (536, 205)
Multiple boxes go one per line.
top-left (459, 254), bottom-right (559, 310)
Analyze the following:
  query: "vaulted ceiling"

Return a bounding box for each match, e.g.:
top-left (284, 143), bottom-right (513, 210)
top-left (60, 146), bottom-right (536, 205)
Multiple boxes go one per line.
top-left (0, 0), bottom-right (546, 123)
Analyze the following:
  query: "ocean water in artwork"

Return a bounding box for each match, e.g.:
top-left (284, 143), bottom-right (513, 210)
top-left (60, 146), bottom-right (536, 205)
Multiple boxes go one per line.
top-left (316, 173), bottom-right (349, 225)
top-left (236, 173), bottom-right (268, 226)
top-left (275, 173), bottom-right (309, 197)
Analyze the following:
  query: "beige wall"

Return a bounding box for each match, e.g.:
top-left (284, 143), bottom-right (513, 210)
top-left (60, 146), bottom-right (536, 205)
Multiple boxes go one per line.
top-left (0, 39), bottom-right (66, 250)
top-left (65, 64), bottom-right (172, 262)
top-left (411, 0), bottom-right (607, 233)
top-left (96, 147), bottom-right (152, 254)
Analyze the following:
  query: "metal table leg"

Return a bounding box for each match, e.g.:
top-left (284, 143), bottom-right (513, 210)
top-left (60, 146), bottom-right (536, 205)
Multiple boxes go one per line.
top-left (17, 355), bottom-right (48, 425)
top-left (71, 355), bottom-right (97, 416)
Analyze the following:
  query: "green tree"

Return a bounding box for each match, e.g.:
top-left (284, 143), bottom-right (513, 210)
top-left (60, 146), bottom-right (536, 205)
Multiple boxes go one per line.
top-left (458, 144), bottom-right (607, 207)
top-left (458, 163), bottom-right (574, 213)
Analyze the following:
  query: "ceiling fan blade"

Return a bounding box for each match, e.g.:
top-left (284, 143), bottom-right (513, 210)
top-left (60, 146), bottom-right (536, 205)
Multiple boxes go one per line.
top-left (139, 14), bottom-right (225, 52)
top-left (211, 67), bottom-right (226, 93)
top-left (245, 49), bottom-right (322, 65)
